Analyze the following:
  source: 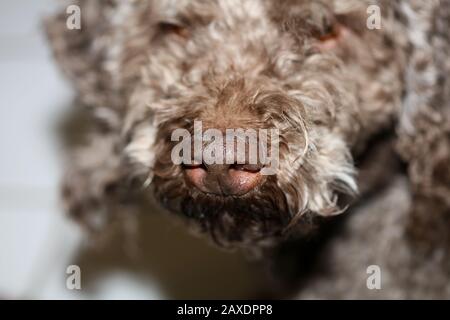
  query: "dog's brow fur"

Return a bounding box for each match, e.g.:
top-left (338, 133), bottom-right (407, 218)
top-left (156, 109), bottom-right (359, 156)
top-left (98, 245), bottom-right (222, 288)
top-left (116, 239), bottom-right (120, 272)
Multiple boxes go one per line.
top-left (46, 0), bottom-right (450, 297)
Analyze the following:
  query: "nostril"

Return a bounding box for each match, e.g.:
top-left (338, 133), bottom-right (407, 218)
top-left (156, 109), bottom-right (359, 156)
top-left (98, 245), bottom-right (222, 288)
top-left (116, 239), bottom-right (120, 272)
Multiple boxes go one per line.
top-left (182, 162), bottom-right (207, 171)
top-left (231, 163), bottom-right (263, 173)
top-left (182, 163), bottom-right (208, 192)
top-left (183, 162), bottom-right (263, 196)
top-left (226, 167), bottom-right (263, 195)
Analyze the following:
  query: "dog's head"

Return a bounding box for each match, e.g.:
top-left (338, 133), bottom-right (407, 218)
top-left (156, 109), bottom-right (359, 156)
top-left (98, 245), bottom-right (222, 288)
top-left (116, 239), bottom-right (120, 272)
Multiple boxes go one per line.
top-left (48, 0), bottom-right (406, 248)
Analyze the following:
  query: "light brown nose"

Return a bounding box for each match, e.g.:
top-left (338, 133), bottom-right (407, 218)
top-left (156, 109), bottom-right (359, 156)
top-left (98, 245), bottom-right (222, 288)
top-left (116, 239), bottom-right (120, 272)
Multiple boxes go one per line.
top-left (183, 162), bottom-right (263, 196)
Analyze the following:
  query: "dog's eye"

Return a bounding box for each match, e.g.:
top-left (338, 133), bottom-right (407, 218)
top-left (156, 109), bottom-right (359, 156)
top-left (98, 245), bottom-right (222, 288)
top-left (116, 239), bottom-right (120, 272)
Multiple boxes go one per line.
top-left (157, 21), bottom-right (189, 39)
top-left (314, 22), bottom-right (343, 50)
top-left (317, 23), bottom-right (340, 42)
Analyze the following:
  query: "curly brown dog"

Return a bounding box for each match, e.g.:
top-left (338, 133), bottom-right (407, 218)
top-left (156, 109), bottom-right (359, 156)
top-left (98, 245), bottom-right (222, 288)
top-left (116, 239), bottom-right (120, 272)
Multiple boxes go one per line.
top-left (46, 0), bottom-right (450, 298)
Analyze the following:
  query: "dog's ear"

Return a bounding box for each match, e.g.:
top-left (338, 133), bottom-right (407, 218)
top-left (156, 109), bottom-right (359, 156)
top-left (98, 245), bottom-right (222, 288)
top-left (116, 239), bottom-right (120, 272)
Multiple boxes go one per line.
top-left (44, 1), bottom-right (123, 116)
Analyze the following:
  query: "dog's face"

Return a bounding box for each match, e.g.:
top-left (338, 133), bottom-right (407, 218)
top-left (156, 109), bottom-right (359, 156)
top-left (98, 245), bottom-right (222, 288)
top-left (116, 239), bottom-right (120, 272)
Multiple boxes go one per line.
top-left (115, 0), bottom-right (404, 247)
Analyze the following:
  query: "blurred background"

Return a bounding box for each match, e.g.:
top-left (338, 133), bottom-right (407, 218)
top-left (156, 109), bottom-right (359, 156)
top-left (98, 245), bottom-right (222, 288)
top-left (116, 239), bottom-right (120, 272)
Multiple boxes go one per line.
top-left (0, 0), bottom-right (263, 300)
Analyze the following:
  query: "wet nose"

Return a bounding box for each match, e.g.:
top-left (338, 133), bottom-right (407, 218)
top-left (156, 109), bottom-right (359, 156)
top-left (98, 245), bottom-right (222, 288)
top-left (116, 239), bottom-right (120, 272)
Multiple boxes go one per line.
top-left (183, 162), bottom-right (263, 196)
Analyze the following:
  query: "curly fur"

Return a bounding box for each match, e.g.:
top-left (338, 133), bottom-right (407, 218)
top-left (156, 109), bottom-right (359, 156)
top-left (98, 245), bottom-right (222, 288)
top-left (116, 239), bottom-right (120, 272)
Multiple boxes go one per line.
top-left (46, 0), bottom-right (450, 297)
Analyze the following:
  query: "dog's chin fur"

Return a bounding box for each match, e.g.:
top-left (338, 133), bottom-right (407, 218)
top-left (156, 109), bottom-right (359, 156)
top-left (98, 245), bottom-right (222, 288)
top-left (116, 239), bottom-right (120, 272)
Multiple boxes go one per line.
top-left (154, 174), bottom-right (290, 248)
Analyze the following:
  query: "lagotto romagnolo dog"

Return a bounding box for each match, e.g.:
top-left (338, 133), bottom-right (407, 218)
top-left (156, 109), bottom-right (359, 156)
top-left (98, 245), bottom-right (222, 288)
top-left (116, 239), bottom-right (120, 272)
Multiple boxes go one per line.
top-left (46, 0), bottom-right (450, 298)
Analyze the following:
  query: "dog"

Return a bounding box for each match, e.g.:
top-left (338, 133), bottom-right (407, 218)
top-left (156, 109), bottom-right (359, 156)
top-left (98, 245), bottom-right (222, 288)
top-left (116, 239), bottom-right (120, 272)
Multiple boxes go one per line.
top-left (46, 0), bottom-right (450, 298)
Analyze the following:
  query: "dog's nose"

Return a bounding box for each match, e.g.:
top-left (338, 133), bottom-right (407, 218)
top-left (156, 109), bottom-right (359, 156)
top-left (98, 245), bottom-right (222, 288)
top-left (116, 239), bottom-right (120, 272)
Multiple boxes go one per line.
top-left (183, 162), bottom-right (263, 196)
